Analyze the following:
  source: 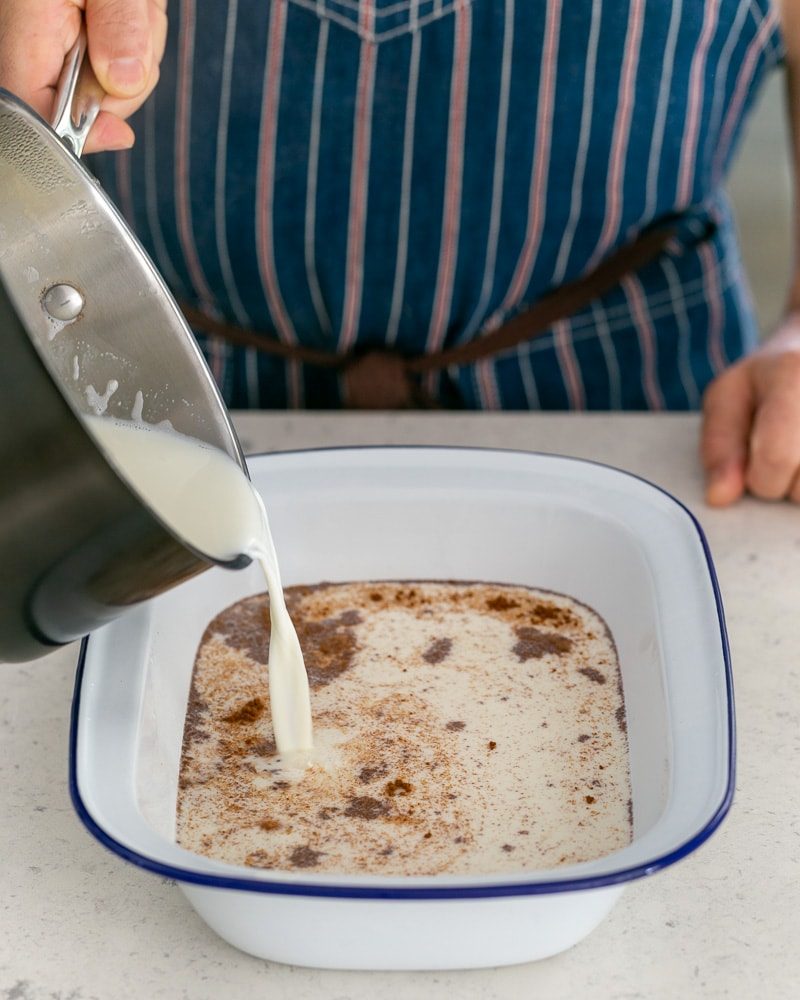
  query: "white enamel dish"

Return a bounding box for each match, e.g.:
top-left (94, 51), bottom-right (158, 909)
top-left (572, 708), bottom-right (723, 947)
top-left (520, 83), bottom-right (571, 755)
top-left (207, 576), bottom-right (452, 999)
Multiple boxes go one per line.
top-left (70, 447), bottom-right (734, 970)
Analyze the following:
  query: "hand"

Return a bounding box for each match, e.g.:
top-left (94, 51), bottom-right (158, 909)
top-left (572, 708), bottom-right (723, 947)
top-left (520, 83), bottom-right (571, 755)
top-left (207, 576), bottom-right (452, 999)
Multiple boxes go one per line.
top-left (0, 0), bottom-right (167, 152)
top-left (702, 314), bottom-right (800, 505)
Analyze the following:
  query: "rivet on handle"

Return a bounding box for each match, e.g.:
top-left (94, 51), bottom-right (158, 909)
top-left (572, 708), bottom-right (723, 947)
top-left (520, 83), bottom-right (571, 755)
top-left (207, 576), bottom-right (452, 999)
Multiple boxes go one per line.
top-left (42, 283), bottom-right (85, 322)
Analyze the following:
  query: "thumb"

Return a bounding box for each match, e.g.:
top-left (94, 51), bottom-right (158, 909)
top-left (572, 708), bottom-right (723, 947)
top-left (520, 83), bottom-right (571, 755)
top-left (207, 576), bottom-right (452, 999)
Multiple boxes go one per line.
top-left (86, 0), bottom-right (152, 99)
top-left (700, 363), bottom-right (754, 507)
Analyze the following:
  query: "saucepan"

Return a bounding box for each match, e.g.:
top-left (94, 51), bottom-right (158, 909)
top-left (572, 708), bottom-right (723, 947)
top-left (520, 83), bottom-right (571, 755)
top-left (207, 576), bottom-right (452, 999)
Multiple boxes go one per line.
top-left (0, 32), bottom-right (248, 662)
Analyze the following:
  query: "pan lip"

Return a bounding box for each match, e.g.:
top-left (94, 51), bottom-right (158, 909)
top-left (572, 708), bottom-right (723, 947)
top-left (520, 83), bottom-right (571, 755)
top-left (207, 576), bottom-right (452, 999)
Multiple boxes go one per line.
top-left (0, 267), bottom-right (245, 576)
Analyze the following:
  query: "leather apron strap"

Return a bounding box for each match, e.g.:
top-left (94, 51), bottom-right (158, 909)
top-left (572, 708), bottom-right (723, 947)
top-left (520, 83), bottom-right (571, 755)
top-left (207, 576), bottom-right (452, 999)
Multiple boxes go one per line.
top-left (179, 223), bottom-right (675, 408)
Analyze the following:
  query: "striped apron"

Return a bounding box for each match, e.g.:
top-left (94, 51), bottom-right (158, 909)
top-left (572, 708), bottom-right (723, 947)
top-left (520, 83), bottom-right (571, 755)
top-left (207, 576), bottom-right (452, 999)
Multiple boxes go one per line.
top-left (92, 0), bottom-right (785, 410)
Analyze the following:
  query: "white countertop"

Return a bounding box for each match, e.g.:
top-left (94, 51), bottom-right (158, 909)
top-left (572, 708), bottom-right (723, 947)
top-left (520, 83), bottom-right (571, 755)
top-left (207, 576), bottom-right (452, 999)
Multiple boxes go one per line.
top-left (1, 413), bottom-right (796, 999)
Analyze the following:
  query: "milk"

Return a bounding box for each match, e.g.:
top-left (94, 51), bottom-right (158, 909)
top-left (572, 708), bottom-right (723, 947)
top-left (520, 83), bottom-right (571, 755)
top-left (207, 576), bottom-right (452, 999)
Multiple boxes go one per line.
top-left (177, 581), bottom-right (633, 876)
top-left (85, 416), bottom-right (313, 754)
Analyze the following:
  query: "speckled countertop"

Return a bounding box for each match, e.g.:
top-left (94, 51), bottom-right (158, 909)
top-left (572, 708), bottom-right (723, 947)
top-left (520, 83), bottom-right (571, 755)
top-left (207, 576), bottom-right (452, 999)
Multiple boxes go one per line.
top-left (1, 413), bottom-right (796, 1000)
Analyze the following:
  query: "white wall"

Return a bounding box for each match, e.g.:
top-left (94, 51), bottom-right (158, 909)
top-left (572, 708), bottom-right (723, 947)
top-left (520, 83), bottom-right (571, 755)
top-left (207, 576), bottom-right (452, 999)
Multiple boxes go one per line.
top-left (727, 70), bottom-right (792, 335)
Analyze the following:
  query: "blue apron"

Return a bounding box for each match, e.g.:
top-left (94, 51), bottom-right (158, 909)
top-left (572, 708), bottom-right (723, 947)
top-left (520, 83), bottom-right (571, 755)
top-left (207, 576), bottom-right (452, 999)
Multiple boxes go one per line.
top-left (92, 0), bottom-right (784, 409)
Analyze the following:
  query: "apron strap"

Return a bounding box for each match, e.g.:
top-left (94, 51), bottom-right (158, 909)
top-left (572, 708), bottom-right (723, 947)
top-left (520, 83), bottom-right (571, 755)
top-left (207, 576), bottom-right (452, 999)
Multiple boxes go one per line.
top-left (179, 222), bottom-right (676, 408)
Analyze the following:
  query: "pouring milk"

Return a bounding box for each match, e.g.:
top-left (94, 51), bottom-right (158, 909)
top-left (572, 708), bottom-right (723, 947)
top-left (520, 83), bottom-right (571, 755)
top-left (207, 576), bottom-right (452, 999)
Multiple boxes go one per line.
top-left (85, 416), bottom-right (313, 755)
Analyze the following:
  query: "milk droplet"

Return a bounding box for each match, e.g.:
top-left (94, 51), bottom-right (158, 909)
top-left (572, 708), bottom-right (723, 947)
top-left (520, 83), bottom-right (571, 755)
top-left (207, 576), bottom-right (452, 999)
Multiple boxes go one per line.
top-left (85, 379), bottom-right (119, 416)
top-left (47, 318), bottom-right (67, 342)
top-left (72, 356), bottom-right (80, 381)
top-left (131, 390), bottom-right (144, 423)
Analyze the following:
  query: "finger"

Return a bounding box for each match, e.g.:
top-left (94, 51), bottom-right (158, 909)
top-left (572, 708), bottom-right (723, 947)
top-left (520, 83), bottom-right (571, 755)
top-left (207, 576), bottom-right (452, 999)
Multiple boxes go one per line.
top-left (701, 365), bottom-right (753, 507)
top-left (83, 52), bottom-right (158, 152)
top-left (744, 358), bottom-right (800, 499)
top-left (0, 6), bottom-right (82, 117)
top-left (789, 464), bottom-right (800, 504)
top-left (149, 0), bottom-right (168, 66)
top-left (92, 62), bottom-right (160, 124)
top-left (86, 0), bottom-right (153, 99)
top-left (83, 110), bottom-right (134, 153)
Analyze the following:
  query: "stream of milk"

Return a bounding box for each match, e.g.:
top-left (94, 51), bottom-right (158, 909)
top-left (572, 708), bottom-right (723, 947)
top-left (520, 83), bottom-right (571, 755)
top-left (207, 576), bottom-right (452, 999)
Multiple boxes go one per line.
top-left (84, 416), bottom-right (313, 754)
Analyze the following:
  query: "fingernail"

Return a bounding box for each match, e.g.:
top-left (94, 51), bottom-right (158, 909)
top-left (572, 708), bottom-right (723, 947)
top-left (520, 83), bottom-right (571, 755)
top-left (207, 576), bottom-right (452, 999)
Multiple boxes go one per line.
top-left (108, 58), bottom-right (146, 94)
top-left (707, 465), bottom-right (728, 486)
top-left (705, 464), bottom-right (737, 506)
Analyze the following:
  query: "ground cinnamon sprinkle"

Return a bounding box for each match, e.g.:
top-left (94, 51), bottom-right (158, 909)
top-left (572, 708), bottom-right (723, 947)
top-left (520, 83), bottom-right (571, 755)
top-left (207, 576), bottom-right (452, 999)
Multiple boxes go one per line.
top-left (222, 697), bottom-right (265, 724)
top-left (292, 611), bottom-right (361, 687)
top-left (486, 595), bottom-right (519, 612)
top-left (344, 796), bottom-right (390, 820)
top-left (289, 845), bottom-right (324, 868)
top-left (245, 850), bottom-right (271, 868)
top-left (208, 595), bottom-right (270, 665)
top-left (183, 687), bottom-right (210, 745)
top-left (422, 637), bottom-right (453, 664)
top-left (358, 764), bottom-right (388, 783)
top-left (530, 603), bottom-right (580, 629)
top-left (513, 626), bottom-right (573, 661)
top-left (385, 778), bottom-right (414, 797)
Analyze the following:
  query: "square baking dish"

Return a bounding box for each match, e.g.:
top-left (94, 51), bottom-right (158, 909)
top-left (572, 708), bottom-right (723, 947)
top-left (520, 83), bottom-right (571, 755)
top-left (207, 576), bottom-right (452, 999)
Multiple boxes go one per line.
top-left (70, 447), bottom-right (734, 970)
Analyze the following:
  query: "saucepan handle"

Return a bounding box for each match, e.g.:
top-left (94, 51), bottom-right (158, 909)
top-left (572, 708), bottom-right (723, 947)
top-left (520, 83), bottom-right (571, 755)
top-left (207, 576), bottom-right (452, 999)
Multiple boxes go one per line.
top-left (50, 25), bottom-right (106, 157)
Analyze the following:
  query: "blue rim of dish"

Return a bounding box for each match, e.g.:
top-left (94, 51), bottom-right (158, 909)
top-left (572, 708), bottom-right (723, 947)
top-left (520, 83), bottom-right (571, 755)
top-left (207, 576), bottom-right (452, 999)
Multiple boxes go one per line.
top-left (68, 446), bottom-right (736, 901)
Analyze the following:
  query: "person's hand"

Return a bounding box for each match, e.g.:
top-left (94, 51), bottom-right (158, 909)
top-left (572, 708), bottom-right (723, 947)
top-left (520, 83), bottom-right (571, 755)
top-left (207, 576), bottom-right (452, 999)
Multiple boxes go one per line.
top-left (702, 314), bottom-right (800, 505)
top-left (0, 0), bottom-right (167, 153)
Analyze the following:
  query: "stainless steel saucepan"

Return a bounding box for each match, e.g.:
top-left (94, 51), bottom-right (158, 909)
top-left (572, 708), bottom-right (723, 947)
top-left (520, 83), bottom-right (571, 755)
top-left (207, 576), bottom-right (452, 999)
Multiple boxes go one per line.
top-left (0, 31), bottom-right (249, 661)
